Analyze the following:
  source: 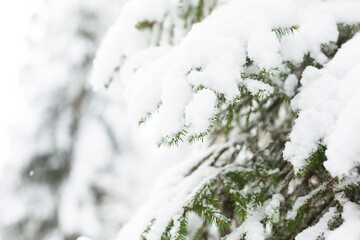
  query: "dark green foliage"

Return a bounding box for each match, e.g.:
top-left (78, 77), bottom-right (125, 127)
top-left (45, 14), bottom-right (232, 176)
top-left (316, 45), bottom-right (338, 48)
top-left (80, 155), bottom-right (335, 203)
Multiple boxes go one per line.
top-left (286, 183), bottom-right (328, 232)
top-left (336, 23), bottom-right (360, 47)
top-left (161, 220), bottom-right (174, 240)
top-left (171, 213), bottom-right (189, 240)
top-left (336, 176), bottom-right (360, 203)
top-left (192, 204), bottom-right (230, 230)
top-left (222, 179), bottom-right (248, 221)
top-left (189, 181), bottom-right (230, 231)
top-left (297, 144), bottom-right (327, 178)
top-left (178, 215), bottom-right (189, 240)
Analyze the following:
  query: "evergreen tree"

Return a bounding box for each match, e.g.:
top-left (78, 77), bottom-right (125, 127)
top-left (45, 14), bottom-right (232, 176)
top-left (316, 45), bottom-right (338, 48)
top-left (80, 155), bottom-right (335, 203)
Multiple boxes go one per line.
top-left (0, 1), bottom-right (121, 239)
top-left (90, 0), bottom-right (360, 239)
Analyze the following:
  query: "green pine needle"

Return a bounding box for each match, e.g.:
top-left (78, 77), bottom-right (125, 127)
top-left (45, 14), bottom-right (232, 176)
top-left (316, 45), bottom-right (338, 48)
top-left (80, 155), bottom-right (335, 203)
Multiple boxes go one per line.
top-left (273, 25), bottom-right (299, 38)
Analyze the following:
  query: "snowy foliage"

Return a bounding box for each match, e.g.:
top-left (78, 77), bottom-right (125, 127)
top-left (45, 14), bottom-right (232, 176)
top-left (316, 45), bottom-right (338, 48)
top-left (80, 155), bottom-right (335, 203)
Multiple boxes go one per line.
top-left (90, 0), bottom-right (360, 239)
top-left (284, 34), bottom-right (360, 177)
top-left (91, 0), bottom-right (360, 147)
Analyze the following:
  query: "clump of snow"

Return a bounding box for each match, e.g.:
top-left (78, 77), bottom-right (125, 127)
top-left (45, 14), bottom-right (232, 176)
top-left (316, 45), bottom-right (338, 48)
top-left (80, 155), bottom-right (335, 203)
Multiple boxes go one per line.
top-left (187, 53), bottom-right (243, 100)
top-left (224, 209), bottom-right (266, 240)
top-left (247, 31), bottom-right (281, 69)
top-left (265, 194), bottom-right (284, 220)
top-left (278, 0), bottom-right (360, 64)
top-left (244, 79), bottom-right (274, 98)
top-left (284, 74), bottom-right (298, 97)
top-left (225, 193), bottom-right (286, 240)
top-left (158, 68), bottom-right (193, 136)
top-left (326, 202), bottom-right (360, 240)
top-left (284, 34), bottom-right (360, 176)
top-left (185, 89), bottom-right (217, 135)
top-left (90, 0), bottom-right (172, 90)
top-left (124, 54), bottom-right (173, 124)
top-left (280, 12), bottom-right (338, 64)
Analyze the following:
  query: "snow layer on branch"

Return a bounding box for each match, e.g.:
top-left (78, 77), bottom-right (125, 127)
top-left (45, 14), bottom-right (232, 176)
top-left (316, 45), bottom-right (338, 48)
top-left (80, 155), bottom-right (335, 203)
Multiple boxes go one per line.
top-left (295, 207), bottom-right (336, 240)
top-left (90, 0), bottom-right (171, 90)
top-left (286, 183), bottom-right (326, 220)
top-left (187, 53), bottom-right (243, 99)
top-left (158, 68), bottom-right (193, 136)
top-left (225, 194), bottom-right (284, 240)
top-left (284, 74), bottom-right (298, 97)
top-left (326, 202), bottom-right (360, 240)
top-left (115, 145), bottom-right (224, 240)
top-left (265, 194), bottom-right (284, 220)
top-left (284, 33), bottom-right (360, 176)
top-left (244, 79), bottom-right (274, 98)
top-left (280, 0), bottom-right (360, 63)
top-left (222, 208), bottom-right (266, 240)
top-left (185, 89), bottom-right (217, 135)
top-left (247, 31), bottom-right (280, 69)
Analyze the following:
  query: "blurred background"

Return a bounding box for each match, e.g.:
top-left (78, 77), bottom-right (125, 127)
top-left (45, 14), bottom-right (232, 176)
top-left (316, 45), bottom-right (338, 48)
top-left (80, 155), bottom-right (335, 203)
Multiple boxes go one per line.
top-left (0, 1), bottom-right (193, 239)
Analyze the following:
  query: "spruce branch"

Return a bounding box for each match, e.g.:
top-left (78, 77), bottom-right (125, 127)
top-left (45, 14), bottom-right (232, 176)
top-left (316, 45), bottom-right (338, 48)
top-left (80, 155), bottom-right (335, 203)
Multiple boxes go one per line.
top-left (161, 220), bottom-right (174, 240)
top-left (297, 144), bottom-right (327, 178)
top-left (192, 203), bottom-right (230, 230)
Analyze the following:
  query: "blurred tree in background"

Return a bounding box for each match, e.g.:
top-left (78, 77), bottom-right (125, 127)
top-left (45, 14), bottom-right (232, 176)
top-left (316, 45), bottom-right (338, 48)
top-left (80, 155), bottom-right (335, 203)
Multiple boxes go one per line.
top-left (0, 1), bottom-right (191, 239)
